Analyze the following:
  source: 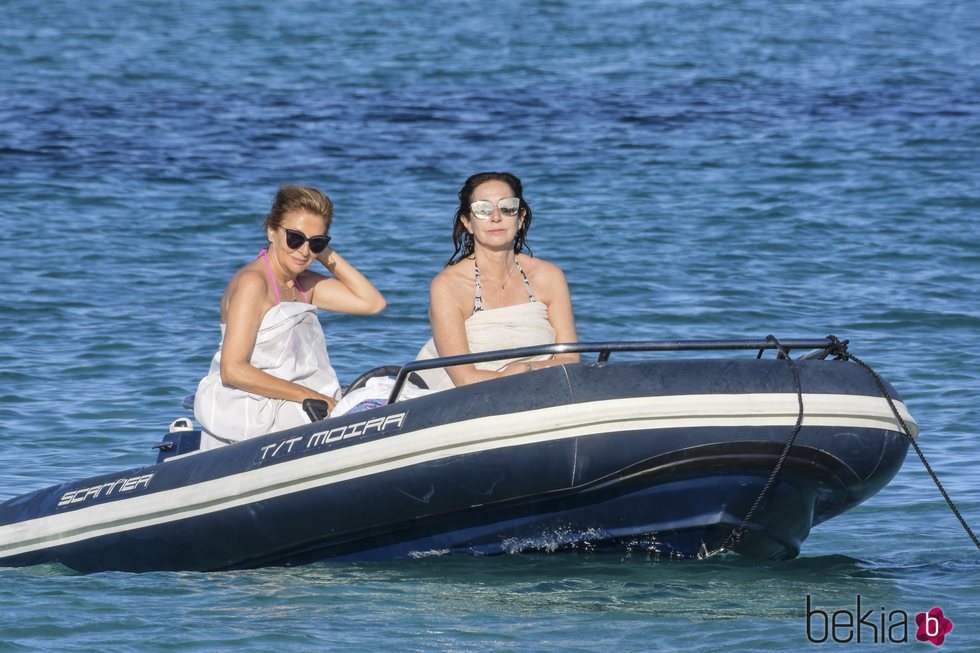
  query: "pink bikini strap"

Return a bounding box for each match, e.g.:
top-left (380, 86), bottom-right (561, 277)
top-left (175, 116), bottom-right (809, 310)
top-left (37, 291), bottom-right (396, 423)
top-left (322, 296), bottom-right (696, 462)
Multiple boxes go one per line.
top-left (259, 249), bottom-right (282, 304)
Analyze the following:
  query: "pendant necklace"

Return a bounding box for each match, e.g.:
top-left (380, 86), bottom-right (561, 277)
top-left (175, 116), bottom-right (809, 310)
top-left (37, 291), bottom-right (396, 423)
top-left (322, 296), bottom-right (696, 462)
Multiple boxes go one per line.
top-left (276, 276), bottom-right (297, 300)
top-left (483, 260), bottom-right (518, 290)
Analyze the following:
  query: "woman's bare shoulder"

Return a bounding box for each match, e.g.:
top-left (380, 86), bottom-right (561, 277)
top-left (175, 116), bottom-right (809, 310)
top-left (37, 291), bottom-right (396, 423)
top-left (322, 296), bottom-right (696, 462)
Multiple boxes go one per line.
top-left (227, 263), bottom-right (268, 296)
top-left (431, 261), bottom-right (473, 293)
top-left (520, 254), bottom-right (567, 284)
top-left (219, 263), bottom-right (272, 321)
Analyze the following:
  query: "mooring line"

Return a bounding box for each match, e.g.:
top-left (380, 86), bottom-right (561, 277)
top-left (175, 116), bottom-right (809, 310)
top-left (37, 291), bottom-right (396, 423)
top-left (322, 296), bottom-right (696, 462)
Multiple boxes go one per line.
top-left (701, 335), bottom-right (804, 558)
top-left (824, 335), bottom-right (980, 552)
top-left (700, 334), bottom-right (978, 560)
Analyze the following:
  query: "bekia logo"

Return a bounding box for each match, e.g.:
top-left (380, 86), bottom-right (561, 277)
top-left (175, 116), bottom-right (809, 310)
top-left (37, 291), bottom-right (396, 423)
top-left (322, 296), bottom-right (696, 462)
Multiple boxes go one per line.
top-left (915, 608), bottom-right (953, 647)
top-left (805, 595), bottom-right (954, 646)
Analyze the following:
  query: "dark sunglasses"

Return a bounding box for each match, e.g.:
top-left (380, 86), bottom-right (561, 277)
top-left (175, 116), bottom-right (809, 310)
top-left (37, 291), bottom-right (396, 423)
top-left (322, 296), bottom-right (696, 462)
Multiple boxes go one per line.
top-left (281, 227), bottom-right (331, 254)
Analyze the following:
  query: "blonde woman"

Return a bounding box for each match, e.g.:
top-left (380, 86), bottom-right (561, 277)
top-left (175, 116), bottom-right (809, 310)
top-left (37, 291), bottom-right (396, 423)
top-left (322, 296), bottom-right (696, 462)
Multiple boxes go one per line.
top-left (195, 185), bottom-right (385, 449)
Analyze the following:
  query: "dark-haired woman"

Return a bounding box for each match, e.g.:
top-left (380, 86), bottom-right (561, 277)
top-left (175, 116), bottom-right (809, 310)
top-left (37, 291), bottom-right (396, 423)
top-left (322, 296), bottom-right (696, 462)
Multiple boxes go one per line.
top-left (415, 172), bottom-right (579, 391)
top-left (195, 185), bottom-right (386, 449)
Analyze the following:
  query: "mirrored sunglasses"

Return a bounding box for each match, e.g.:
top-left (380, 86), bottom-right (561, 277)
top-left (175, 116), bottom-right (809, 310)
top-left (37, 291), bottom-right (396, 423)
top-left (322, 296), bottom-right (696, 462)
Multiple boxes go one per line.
top-left (470, 197), bottom-right (521, 220)
top-left (281, 227), bottom-right (331, 253)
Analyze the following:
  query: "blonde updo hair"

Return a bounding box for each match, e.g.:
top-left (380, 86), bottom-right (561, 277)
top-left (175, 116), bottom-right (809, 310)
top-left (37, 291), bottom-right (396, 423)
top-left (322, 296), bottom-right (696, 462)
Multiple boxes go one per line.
top-left (263, 185), bottom-right (333, 232)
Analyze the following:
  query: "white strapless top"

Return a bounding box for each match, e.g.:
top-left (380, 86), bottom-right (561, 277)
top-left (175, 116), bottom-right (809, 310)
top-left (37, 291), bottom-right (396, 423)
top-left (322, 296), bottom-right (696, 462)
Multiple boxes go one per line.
top-left (194, 302), bottom-right (341, 447)
top-left (414, 301), bottom-right (556, 391)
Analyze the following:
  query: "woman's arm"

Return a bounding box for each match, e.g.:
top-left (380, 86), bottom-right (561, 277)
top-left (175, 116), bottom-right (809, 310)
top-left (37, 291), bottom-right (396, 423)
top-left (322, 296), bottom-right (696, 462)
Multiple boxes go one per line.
top-left (539, 263), bottom-right (580, 365)
top-left (219, 271), bottom-right (338, 409)
top-left (307, 246), bottom-right (386, 315)
top-left (492, 263), bottom-right (579, 375)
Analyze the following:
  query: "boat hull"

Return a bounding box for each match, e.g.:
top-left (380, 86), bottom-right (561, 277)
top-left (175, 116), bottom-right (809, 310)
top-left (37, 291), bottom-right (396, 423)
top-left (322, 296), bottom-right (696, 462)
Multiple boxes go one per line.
top-left (0, 358), bottom-right (915, 572)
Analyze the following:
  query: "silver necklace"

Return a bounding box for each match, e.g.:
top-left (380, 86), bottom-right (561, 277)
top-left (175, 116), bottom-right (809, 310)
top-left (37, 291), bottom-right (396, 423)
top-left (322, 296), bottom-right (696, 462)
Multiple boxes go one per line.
top-left (481, 260), bottom-right (518, 289)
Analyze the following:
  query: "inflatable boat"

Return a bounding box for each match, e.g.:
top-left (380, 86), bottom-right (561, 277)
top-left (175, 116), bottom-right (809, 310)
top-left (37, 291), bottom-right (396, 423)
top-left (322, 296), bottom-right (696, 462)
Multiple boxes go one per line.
top-left (0, 337), bottom-right (917, 572)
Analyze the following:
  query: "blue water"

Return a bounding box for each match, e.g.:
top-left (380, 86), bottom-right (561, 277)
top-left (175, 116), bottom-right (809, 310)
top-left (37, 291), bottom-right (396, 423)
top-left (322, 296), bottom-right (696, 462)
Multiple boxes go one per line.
top-left (2, 0), bottom-right (979, 650)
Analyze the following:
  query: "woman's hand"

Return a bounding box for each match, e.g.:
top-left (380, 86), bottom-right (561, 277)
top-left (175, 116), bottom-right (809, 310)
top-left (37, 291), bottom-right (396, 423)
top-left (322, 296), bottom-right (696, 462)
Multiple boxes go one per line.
top-left (500, 357), bottom-right (558, 376)
top-left (316, 245), bottom-right (339, 271)
top-left (301, 388), bottom-right (338, 413)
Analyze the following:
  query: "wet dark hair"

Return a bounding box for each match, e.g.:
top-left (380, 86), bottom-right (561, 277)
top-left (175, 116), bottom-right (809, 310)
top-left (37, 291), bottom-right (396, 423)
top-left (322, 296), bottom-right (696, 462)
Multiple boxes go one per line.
top-left (447, 171), bottom-right (533, 266)
top-left (263, 185), bottom-right (333, 233)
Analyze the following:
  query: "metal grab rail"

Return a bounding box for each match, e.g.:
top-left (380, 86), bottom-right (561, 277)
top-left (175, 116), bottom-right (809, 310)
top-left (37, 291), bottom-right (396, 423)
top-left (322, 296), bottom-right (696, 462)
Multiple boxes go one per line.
top-left (386, 336), bottom-right (842, 404)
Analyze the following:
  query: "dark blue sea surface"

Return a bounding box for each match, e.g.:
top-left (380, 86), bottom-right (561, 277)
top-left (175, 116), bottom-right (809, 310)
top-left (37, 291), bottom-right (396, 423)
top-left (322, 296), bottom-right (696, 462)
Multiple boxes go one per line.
top-left (1, 1), bottom-right (978, 650)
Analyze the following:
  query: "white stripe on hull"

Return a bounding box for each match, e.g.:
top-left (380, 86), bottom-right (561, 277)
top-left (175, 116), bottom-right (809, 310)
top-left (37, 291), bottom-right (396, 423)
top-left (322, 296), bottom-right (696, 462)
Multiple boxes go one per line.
top-left (0, 393), bottom-right (917, 559)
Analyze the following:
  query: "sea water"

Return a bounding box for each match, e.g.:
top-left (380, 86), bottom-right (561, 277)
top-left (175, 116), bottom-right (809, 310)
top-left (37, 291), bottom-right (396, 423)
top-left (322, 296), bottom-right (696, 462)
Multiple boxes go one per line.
top-left (1, 1), bottom-right (978, 650)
